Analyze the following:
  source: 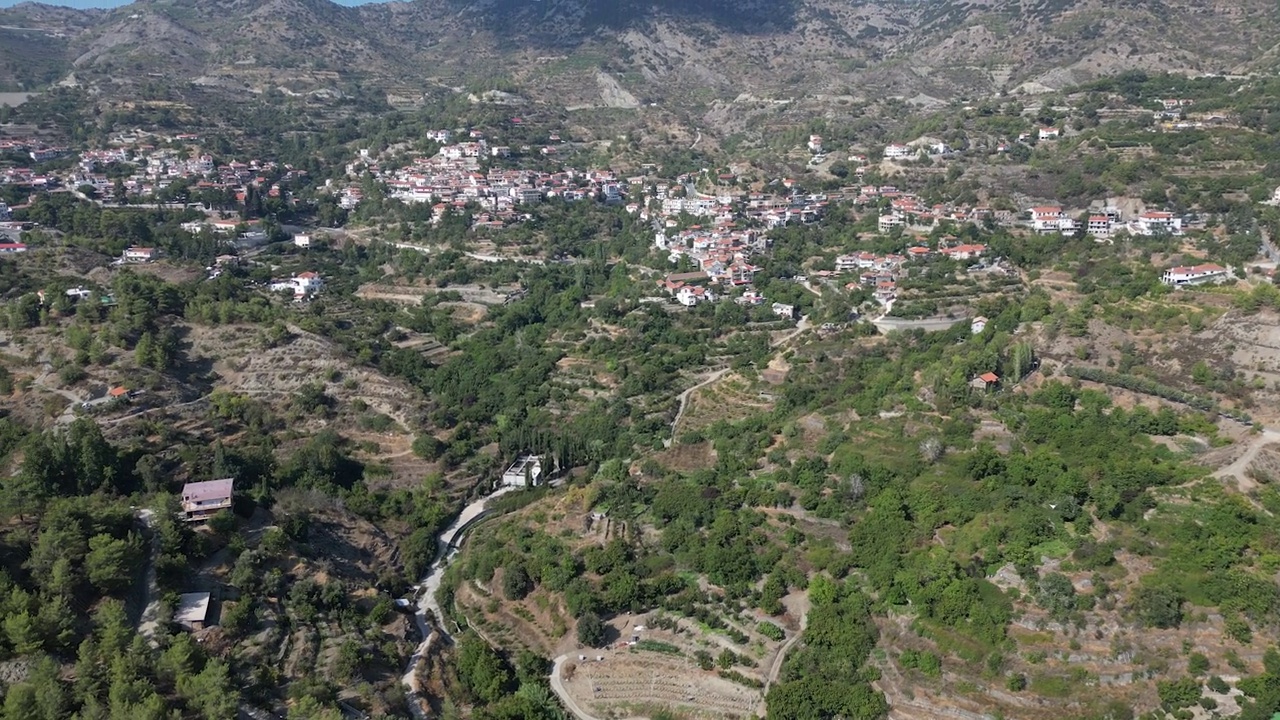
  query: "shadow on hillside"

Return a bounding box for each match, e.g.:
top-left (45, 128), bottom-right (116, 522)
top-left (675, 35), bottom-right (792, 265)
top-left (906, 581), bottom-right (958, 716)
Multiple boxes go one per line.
top-left (445, 0), bottom-right (799, 40)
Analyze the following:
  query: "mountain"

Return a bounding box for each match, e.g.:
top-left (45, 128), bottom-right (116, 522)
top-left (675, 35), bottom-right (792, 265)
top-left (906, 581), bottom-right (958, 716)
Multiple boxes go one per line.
top-left (3, 0), bottom-right (1278, 115)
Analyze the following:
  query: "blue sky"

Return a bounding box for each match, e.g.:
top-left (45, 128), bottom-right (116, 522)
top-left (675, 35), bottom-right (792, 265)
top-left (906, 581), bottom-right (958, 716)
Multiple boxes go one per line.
top-left (0, 0), bottom-right (380, 6)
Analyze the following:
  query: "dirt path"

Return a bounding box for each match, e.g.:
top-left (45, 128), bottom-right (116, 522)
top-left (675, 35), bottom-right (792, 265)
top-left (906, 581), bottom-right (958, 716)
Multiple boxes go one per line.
top-left (134, 508), bottom-right (163, 647)
top-left (31, 366), bottom-right (83, 424)
top-left (666, 368), bottom-right (731, 442)
top-left (757, 593), bottom-right (811, 716)
top-left (666, 316), bottom-right (811, 443)
top-left (1212, 428), bottom-right (1280, 496)
top-left (550, 655), bottom-right (606, 720)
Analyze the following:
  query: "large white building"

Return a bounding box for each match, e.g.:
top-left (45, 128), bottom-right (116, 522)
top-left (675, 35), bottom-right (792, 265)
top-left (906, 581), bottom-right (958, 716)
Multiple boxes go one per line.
top-left (1161, 263), bottom-right (1227, 287)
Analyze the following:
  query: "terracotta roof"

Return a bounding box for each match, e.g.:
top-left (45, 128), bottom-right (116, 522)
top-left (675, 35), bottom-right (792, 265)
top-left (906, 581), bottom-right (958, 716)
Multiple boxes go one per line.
top-left (979, 372), bottom-right (1000, 383)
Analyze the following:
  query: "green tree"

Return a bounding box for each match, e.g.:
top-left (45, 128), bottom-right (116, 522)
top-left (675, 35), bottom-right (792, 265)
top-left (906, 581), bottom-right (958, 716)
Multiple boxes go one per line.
top-left (455, 634), bottom-right (513, 704)
top-left (502, 565), bottom-right (533, 601)
top-left (576, 611), bottom-right (607, 648)
top-left (86, 533), bottom-right (143, 595)
top-left (176, 659), bottom-right (238, 719)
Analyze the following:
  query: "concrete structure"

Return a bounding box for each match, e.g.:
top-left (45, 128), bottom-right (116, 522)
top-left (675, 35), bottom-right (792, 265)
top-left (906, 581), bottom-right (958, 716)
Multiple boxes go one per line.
top-left (501, 455), bottom-right (543, 488)
top-left (175, 592), bottom-right (212, 631)
top-left (1161, 263), bottom-right (1228, 287)
top-left (1087, 215), bottom-right (1113, 238)
top-left (294, 233), bottom-right (312, 248)
top-left (181, 478), bottom-right (234, 522)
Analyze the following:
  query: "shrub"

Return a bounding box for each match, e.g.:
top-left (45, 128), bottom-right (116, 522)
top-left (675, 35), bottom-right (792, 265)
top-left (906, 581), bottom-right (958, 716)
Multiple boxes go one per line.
top-left (1156, 677), bottom-right (1201, 709)
top-left (757, 621), bottom-right (785, 641)
top-left (1131, 585), bottom-right (1184, 629)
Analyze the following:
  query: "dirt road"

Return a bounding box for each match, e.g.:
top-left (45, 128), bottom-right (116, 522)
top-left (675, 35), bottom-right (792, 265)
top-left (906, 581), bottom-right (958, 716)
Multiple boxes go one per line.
top-left (666, 367), bottom-right (731, 442)
top-left (550, 655), bottom-right (606, 720)
top-left (666, 316), bottom-right (810, 443)
top-left (1212, 428), bottom-right (1280, 497)
top-left (135, 508), bottom-right (163, 647)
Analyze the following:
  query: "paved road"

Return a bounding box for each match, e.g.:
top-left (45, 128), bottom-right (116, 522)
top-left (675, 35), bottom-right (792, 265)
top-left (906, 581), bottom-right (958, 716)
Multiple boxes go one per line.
top-left (400, 486), bottom-right (519, 718)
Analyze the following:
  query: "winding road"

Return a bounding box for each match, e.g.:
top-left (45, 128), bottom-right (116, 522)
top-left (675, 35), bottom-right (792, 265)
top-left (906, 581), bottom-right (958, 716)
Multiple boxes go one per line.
top-left (400, 486), bottom-right (519, 719)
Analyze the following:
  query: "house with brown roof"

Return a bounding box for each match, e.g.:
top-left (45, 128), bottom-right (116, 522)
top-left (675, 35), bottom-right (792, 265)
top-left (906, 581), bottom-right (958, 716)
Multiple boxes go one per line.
top-left (181, 478), bottom-right (234, 522)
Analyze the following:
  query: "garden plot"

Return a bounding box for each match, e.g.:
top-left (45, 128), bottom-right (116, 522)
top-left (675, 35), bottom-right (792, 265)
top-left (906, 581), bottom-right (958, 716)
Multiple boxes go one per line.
top-left (563, 650), bottom-right (761, 719)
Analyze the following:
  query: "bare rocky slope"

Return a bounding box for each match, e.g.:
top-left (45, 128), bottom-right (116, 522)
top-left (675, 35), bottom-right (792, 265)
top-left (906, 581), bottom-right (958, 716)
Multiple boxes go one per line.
top-left (3, 0), bottom-right (1278, 112)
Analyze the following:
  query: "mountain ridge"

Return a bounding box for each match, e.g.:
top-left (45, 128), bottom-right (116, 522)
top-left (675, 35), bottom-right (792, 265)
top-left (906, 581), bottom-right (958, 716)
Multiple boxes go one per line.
top-left (2, 0), bottom-right (1277, 114)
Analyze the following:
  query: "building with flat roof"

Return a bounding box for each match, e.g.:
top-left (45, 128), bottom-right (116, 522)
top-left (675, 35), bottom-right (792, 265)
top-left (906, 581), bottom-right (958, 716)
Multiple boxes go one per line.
top-left (181, 478), bottom-right (234, 522)
top-left (501, 455), bottom-right (543, 488)
top-left (175, 592), bottom-right (212, 631)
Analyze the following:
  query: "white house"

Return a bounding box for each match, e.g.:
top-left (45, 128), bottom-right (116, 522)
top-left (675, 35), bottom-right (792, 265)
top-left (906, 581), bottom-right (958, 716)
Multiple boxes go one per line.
top-left (1029, 207), bottom-right (1075, 235)
top-left (122, 246), bottom-right (157, 263)
top-left (971, 316), bottom-right (988, 334)
top-left (294, 271), bottom-right (323, 292)
top-left (940, 244), bottom-right (987, 261)
top-left (1134, 211), bottom-right (1183, 236)
top-left (884, 144), bottom-right (914, 160)
top-left (1161, 263), bottom-right (1228, 287)
top-left (293, 234), bottom-right (312, 248)
top-left (676, 285), bottom-right (715, 307)
top-left (807, 135), bottom-right (824, 154)
top-left (1038, 127), bottom-right (1061, 140)
top-left (270, 272), bottom-right (324, 299)
top-left (501, 455), bottom-right (543, 488)
top-left (772, 302), bottom-right (797, 320)
top-left (210, 219), bottom-right (241, 234)
top-left (878, 212), bottom-right (905, 233)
